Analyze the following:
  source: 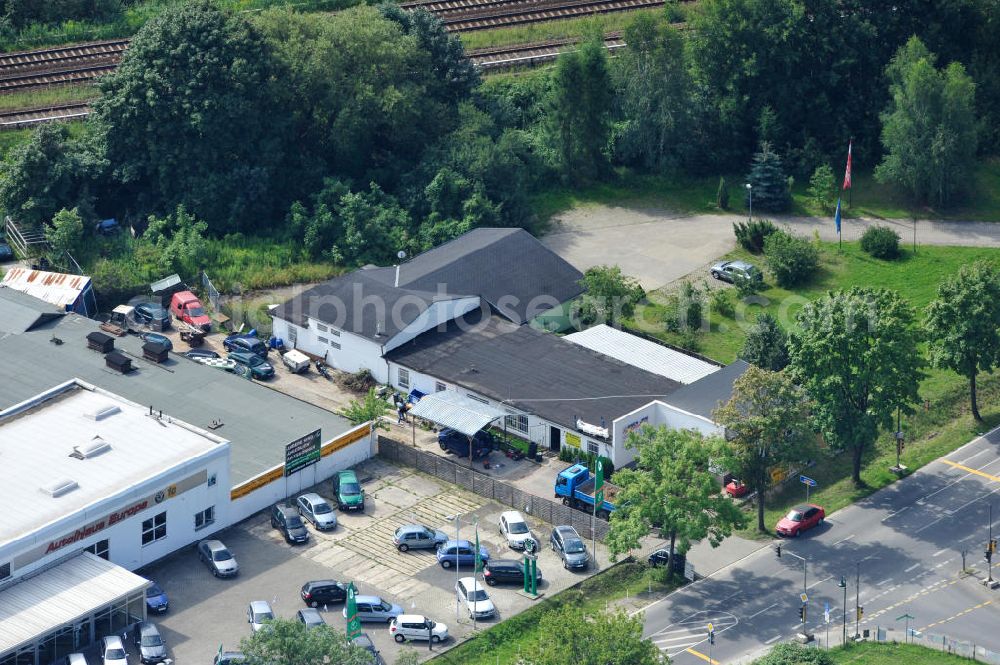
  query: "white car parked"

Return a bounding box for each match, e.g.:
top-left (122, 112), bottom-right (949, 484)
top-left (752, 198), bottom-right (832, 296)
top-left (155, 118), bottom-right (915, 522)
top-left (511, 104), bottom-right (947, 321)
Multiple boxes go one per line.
top-left (498, 510), bottom-right (534, 550)
top-left (101, 636), bottom-right (128, 665)
top-left (455, 577), bottom-right (496, 620)
top-left (389, 615), bottom-right (449, 643)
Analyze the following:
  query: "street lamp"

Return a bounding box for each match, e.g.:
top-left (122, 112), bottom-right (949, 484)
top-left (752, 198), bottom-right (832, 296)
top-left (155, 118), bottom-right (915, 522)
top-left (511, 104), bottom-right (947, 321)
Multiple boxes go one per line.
top-left (855, 561), bottom-right (861, 640)
top-left (745, 183), bottom-right (753, 222)
top-left (838, 576), bottom-right (847, 646)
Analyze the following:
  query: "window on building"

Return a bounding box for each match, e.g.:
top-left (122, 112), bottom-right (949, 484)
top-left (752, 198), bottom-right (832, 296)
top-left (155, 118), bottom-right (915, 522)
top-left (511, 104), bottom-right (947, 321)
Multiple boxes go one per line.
top-left (435, 382), bottom-right (446, 393)
top-left (195, 507), bottom-right (215, 530)
top-left (587, 440), bottom-right (599, 456)
top-left (317, 336), bottom-right (329, 344)
top-left (330, 328), bottom-right (341, 337)
top-left (330, 341), bottom-right (341, 350)
top-left (0, 562), bottom-right (9, 580)
top-left (141, 512), bottom-right (167, 546)
top-left (207, 473), bottom-right (217, 487)
top-left (84, 539), bottom-right (109, 560)
top-left (316, 323), bottom-right (328, 332)
top-left (466, 393), bottom-right (488, 404)
top-left (506, 414), bottom-right (529, 434)
top-left (398, 367), bottom-right (410, 389)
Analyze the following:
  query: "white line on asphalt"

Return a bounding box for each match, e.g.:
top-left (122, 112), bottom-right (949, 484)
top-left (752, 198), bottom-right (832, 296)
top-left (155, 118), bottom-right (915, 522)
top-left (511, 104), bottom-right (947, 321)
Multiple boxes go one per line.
top-left (655, 635), bottom-right (704, 644)
top-left (933, 548), bottom-right (948, 557)
top-left (883, 507), bottom-right (909, 521)
top-left (655, 627), bottom-right (703, 637)
top-left (904, 563), bottom-right (920, 572)
top-left (808, 575), bottom-right (833, 589)
top-left (914, 516), bottom-right (943, 534)
top-left (949, 486), bottom-right (1000, 516)
top-left (833, 534), bottom-right (856, 545)
top-left (748, 603), bottom-right (778, 619)
top-left (877, 578), bottom-right (893, 586)
top-left (918, 456), bottom-right (1000, 503)
top-left (958, 449), bottom-right (988, 465)
top-left (765, 635), bottom-right (781, 644)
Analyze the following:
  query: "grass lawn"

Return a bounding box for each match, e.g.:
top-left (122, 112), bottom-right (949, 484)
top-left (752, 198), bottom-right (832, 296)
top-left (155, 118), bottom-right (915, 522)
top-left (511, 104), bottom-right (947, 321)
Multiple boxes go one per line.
top-left (829, 641), bottom-right (974, 665)
top-left (626, 242), bottom-right (1000, 539)
top-left (429, 562), bottom-right (678, 665)
top-left (0, 85), bottom-right (98, 112)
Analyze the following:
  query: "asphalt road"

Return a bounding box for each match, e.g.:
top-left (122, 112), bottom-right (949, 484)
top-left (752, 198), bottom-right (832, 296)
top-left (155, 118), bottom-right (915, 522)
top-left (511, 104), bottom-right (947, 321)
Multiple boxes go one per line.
top-left (640, 426), bottom-right (1000, 665)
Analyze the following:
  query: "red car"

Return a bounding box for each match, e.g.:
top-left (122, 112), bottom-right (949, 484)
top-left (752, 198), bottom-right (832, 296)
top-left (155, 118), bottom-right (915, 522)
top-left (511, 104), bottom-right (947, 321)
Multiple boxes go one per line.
top-left (725, 479), bottom-right (748, 498)
top-left (775, 503), bottom-right (825, 537)
top-left (169, 290), bottom-right (211, 331)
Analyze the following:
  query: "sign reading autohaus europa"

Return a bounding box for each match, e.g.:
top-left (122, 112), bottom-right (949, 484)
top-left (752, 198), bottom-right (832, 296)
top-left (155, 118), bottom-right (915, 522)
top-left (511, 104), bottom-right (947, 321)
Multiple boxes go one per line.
top-left (285, 429), bottom-right (322, 477)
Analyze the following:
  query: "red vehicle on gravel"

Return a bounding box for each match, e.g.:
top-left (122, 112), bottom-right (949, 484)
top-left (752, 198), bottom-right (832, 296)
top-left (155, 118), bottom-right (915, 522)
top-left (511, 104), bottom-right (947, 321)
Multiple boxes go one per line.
top-left (775, 503), bottom-right (825, 537)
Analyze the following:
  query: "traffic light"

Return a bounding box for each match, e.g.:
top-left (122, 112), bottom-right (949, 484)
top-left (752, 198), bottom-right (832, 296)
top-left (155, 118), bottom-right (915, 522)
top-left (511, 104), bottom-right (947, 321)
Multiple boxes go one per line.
top-left (709, 630), bottom-right (715, 645)
top-left (991, 539), bottom-right (997, 554)
top-left (856, 607), bottom-right (864, 620)
top-left (799, 606), bottom-right (806, 621)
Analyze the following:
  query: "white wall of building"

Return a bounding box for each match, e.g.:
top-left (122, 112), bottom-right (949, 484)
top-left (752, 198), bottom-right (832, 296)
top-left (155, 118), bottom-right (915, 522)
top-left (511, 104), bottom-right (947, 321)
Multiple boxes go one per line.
top-left (272, 317), bottom-right (388, 384)
top-left (611, 401), bottom-right (722, 467)
top-left (1, 444), bottom-right (230, 580)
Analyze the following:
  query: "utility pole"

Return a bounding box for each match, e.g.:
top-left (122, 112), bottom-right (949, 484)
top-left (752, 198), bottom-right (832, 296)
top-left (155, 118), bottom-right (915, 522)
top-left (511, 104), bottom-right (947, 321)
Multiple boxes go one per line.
top-left (855, 561), bottom-right (862, 640)
top-left (839, 576), bottom-right (847, 645)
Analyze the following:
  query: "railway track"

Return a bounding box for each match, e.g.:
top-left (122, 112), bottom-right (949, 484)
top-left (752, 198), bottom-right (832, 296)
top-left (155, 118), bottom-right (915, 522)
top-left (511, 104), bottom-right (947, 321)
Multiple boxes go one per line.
top-left (468, 31), bottom-right (625, 69)
top-left (0, 102), bottom-right (91, 129)
top-left (0, 64), bottom-right (117, 93)
top-left (441, 0), bottom-right (663, 31)
top-left (0, 39), bottom-right (128, 74)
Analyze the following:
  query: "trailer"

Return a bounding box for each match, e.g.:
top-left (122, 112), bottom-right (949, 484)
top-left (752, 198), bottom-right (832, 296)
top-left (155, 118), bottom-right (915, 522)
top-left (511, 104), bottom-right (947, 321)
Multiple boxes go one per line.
top-left (554, 464), bottom-right (618, 519)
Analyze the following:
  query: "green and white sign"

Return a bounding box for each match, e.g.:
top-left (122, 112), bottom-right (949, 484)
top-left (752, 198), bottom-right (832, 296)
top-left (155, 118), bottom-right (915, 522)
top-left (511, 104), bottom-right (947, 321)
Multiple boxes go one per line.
top-left (345, 582), bottom-right (362, 639)
top-left (594, 458), bottom-right (605, 507)
top-left (284, 429), bottom-right (321, 477)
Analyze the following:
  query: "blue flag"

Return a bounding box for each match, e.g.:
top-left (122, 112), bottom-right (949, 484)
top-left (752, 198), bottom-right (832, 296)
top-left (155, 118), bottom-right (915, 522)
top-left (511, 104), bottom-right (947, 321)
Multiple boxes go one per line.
top-left (834, 197), bottom-right (842, 234)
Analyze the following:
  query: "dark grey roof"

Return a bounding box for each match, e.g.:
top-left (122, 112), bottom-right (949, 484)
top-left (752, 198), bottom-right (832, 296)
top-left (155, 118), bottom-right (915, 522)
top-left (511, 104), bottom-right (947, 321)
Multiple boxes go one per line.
top-left (271, 270), bottom-right (469, 342)
top-left (0, 314), bottom-right (355, 485)
top-left (665, 359), bottom-right (750, 420)
top-left (386, 312), bottom-right (682, 431)
top-left (0, 287), bottom-right (65, 334)
top-left (378, 228), bottom-right (584, 324)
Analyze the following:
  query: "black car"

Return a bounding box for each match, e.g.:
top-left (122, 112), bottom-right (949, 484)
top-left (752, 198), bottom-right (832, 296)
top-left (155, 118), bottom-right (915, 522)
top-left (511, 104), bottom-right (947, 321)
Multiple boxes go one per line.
top-left (133, 302), bottom-right (171, 330)
top-left (438, 428), bottom-right (492, 459)
top-left (223, 334), bottom-right (269, 357)
top-left (350, 633), bottom-right (385, 665)
top-left (213, 651), bottom-right (245, 665)
top-left (300, 580), bottom-right (348, 607)
top-left (0, 242), bottom-right (14, 262)
top-left (647, 549), bottom-right (686, 575)
top-left (271, 504), bottom-right (309, 544)
top-left (483, 559), bottom-right (543, 586)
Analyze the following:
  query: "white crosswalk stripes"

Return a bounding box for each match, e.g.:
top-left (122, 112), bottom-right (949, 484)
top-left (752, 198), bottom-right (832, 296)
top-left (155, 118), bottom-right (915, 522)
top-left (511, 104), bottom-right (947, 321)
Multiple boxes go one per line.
top-left (650, 611), bottom-right (739, 658)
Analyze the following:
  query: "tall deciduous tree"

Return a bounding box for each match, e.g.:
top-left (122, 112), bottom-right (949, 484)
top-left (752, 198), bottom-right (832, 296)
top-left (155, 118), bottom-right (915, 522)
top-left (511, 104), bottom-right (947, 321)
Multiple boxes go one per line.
top-left (527, 605), bottom-right (664, 665)
top-left (45, 207), bottom-right (84, 258)
top-left (713, 366), bottom-right (812, 533)
top-left (548, 33), bottom-right (612, 182)
top-left (96, 0), bottom-right (284, 233)
top-left (875, 36), bottom-right (978, 207)
top-left (789, 287), bottom-right (924, 485)
top-left (240, 618), bottom-right (372, 665)
top-left (607, 427), bottom-right (746, 572)
top-left (925, 261), bottom-right (1000, 423)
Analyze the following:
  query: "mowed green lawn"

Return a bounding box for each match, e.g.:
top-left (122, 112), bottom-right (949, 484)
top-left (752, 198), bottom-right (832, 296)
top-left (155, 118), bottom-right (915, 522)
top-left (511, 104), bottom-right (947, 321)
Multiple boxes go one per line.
top-left (830, 642), bottom-right (974, 665)
top-left (628, 242), bottom-right (1000, 537)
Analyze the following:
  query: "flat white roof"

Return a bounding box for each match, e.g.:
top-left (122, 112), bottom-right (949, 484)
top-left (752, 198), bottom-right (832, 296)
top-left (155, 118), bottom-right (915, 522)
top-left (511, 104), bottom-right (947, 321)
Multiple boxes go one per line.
top-left (0, 552), bottom-right (149, 654)
top-left (564, 325), bottom-right (720, 385)
top-left (0, 380), bottom-right (226, 544)
top-left (1, 268), bottom-right (90, 308)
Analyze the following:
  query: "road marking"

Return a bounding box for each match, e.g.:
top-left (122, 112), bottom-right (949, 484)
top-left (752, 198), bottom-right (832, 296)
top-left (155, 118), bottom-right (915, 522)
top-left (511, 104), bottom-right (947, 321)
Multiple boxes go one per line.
top-left (949, 485), bottom-right (1000, 515)
top-left (940, 458), bottom-right (1000, 483)
top-left (919, 600), bottom-right (994, 631)
top-left (765, 635), bottom-right (782, 644)
top-left (685, 647), bottom-right (719, 664)
top-left (876, 578), bottom-right (893, 586)
top-left (808, 575), bottom-right (832, 589)
top-left (747, 602), bottom-right (778, 619)
top-left (958, 449), bottom-right (989, 465)
top-left (914, 516), bottom-right (943, 534)
top-left (656, 635), bottom-right (706, 644)
top-left (883, 507), bottom-right (909, 521)
top-left (933, 548), bottom-right (948, 557)
top-left (833, 534), bottom-right (856, 545)
top-left (904, 563), bottom-right (920, 573)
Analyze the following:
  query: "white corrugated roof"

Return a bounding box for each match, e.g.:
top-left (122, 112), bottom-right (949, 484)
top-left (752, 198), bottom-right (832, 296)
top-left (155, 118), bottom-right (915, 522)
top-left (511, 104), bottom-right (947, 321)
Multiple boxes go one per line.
top-left (408, 391), bottom-right (506, 437)
top-left (0, 552), bottom-right (149, 653)
top-left (1, 268), bottom-right (90, 308)
top-left (564, 325), bottom-right (720, 385)
top-left (0, 380), bottom-right (225, 544)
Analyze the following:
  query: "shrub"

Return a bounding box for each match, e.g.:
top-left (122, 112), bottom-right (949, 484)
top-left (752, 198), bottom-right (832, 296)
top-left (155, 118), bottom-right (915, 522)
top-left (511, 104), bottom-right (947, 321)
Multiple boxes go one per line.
top-left (739, 312), bottom-right (790, 371)
top-left (710, 288), bottom-right (735, 318)
top-left (763, 230), bottom-right (819, 287)
top-left (860, 224), bottom-right (901, 259)
top-left (734, 272), bottom-right (765, 297)
top-left (733, 219), bottom-right (778, 254)
top-left (664, 281), bottom-right (704, 331)
top-left (340, 369), bottom-right (377, 393)
top-left (716, 176), bottom-right (729, 210)
top-left (807, 164), bottom-right (836, 213)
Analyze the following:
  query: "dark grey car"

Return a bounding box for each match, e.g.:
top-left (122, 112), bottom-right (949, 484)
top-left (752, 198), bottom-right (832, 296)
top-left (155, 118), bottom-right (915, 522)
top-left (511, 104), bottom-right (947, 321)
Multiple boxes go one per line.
top-left (296, 608), bottom-right (327, 629)
top-left (134, 621), bottom-right (167, 664)
top-left (550, 525), bottom-right (589, 570)
top-left (393, 524), bottom-right (448, 552)
top-left (197, 539), bottom-right (239, 577)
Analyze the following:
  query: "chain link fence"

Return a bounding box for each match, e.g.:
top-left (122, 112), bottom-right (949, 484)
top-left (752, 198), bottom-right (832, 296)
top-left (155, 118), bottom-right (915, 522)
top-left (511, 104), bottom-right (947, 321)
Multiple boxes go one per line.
top-left (876, 628), bottom-right (1000, 664)
top-left (379, 436), bottom-right (610, 540)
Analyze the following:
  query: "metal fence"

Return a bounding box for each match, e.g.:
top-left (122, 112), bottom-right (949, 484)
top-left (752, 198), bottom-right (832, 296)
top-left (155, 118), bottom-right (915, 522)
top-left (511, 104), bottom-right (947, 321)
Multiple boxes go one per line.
top-left (876, 628), bottom-right (1000, 664)
top-left (379, 436), bottom-right (611, 540)
top-left (201, 271), bottom-right (220, 311)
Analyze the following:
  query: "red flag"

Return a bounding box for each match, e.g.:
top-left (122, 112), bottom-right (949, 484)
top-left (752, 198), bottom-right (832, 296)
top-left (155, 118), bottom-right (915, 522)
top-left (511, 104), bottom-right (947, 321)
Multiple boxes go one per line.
top-left (843, 140), bottom-right (853, 190)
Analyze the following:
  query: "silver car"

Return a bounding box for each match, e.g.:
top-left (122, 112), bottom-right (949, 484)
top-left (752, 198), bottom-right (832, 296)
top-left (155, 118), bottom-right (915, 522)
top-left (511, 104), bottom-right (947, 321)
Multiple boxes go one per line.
top-left (342, 595), bottom-right (404, 623)
top-left (710, 259), bottom-right (762, 284)
top-left (550, 525), bottom-right (589, 570)
top-left (297, 493), bottom-right (338, 530)
top-left (247, 600), bottom-right (274, 633)
top-left (134, 621), bottom-right (167, 664)
top-left (393, 524), bottom-right (448, 552)
top-left (198, 539), bottom-right (239, 577)
top-left (296, 607), bottom-right (326, 629)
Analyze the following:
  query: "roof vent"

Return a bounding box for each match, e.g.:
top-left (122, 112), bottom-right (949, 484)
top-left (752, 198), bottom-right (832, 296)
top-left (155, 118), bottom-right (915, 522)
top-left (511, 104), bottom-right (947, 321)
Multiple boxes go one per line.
top-left (41, 478), bottom-right (79, 497)
top-left (85, 404), bottom-right (121, 421)
top-left (72, 436), bottom-right (111, 459)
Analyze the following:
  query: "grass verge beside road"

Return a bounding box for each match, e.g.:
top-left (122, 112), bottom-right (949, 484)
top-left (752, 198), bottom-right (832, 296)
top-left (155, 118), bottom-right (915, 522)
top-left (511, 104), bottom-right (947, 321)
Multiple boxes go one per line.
top-left (829, 642), bottom-right (974, 665)
top-left (0, 85), bottom-right (98, 111)
top-left (430, 562), bottom-right (679, 665)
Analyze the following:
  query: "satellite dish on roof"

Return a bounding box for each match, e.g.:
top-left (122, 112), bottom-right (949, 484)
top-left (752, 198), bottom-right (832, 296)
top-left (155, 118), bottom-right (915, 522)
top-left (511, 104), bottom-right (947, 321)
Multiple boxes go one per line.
top-left (397, 250), bottom-right (407, 260)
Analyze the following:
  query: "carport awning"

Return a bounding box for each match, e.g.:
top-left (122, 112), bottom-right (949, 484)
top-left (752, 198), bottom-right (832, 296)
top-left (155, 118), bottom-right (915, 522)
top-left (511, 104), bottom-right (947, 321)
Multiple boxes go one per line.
top-left (408, 391), bottom-right (506, 437)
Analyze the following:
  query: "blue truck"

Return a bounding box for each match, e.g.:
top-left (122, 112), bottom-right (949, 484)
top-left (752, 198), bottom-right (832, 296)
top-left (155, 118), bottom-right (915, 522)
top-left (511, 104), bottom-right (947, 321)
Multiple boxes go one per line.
top-left (554, 464), bottom-right (618, 519)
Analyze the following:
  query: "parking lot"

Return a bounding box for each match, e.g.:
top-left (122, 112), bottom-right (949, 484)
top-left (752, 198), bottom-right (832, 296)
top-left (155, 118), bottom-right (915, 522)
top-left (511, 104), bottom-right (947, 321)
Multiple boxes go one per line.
top-left (136, 457), bottom-right (609, 664)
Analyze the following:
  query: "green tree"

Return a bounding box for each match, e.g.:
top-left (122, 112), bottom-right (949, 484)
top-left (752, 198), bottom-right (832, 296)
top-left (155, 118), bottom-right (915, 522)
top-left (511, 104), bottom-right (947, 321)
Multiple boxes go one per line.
top-left (789, 287), bottom-right (924, 485)
top-left (739, 312), bottom-right (789, 371)
top-left (343, 388), bottom-right (391, 430)
top-left (807, 164), bottom-right (836, 213)
top-left (548, 33), bottom-right (612, 181)
top-left (45, 207), bottom-right (85, 257)
top-left (96, 0), bottom-right (284, 233)
top-left (713, 365), bottom-right (813, 533)
top-left (614, 15), bottom-right (693, 171)
top-left (925, 261), bottom-right (1000, 423)
top-left (763, 230), bottom-right (818, 288)
top-left (144, 205), bottom-right (209, 277)
top-left (526, 605), bottom-right (664, 665)
top-left (336, 184), bottom-right (412, 266)
top-left (746, 142), bottom-right (791, 213)
top-left (573, 265), bottom-right (645, 327)
top-left (716, 176), bottom-right (729, 210)
top-left (608, 427), bottom-right (746, 573)
top-left (875, 36), bottom-right (978, 207)
top-left (239, 617), bottom-right (372, 665)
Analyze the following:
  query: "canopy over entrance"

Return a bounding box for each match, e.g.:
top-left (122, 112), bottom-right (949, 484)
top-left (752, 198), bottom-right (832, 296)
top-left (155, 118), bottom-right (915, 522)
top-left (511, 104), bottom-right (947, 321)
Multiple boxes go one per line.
top-left (408, 391), bottom-right (506, 436)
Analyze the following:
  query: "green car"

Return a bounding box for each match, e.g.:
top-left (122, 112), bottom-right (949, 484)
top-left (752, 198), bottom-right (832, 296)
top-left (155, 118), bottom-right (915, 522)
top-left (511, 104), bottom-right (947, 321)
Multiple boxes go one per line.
top-left (228, 351), bottom-right (275, 380)
top-left (333, 470), bottom-right (364, 511)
